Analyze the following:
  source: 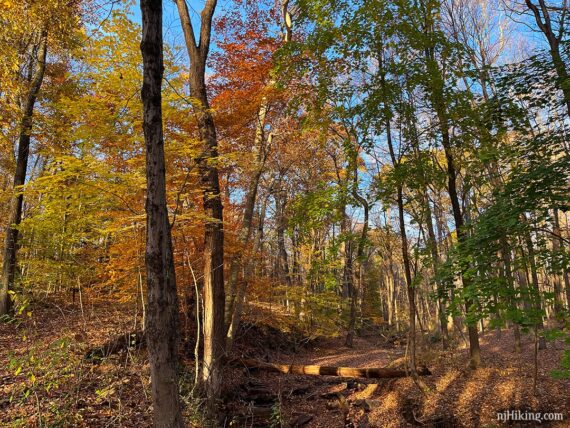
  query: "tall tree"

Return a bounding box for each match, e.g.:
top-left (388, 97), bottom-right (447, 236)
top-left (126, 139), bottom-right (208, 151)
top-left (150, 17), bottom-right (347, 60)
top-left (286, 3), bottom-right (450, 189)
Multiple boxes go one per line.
top-left (140, 0), bottom-right (183, 425)
top-left (175, 0), bottom-right (225, 406)
top-left (416, 0), bottom-right (482, 368)
top-left (1, 31), bottom-right (48, 315)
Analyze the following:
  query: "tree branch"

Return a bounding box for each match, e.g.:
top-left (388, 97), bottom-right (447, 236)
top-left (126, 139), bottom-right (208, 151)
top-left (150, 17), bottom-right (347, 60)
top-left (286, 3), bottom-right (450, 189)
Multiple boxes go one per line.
top-left (199, 0), bottom-right (217, 59)
top-left (175, 0), bottom-right (200, 60)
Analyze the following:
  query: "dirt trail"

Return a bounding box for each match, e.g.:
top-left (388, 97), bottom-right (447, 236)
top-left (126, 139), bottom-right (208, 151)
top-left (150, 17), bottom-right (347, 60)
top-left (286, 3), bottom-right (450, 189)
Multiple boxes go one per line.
top-left (279, 337), bottom-right (405, 368)
top-left (233, 332), bottom-right (570, 428)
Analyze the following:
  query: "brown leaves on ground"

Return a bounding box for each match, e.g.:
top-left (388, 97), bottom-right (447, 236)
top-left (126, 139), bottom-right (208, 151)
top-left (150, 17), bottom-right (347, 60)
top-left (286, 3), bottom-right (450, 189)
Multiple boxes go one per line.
top-left (230, 333), bottom-right (570, 427)
top-left (0, 295), bottom-right (153, 427)
top-left (1, 297), bottom-right (569, 427)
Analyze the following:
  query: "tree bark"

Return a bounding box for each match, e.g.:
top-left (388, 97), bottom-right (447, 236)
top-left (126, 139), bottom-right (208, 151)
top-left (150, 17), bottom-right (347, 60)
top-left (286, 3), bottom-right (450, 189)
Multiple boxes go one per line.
top-left (140, 1), bottom-right (183, 426)
top-left (396, 183), bottom-right (418, 373)
top-left (408, 103), bottom-right (449, 348)
top-left (1, 31), bottom-right (47, 316)
top-left (175, 0), bottom-right (225, 406)
top-left (440, 119), bottom-right (481, 369)
top-left (236, 358), bottom-right (430, 378)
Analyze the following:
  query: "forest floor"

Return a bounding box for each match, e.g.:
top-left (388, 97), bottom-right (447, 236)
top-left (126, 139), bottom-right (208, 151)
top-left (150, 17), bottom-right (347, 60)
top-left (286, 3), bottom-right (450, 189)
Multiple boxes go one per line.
top-left (239, 333), bottom-right (570, 427)
top-left (0, 296), bottom-right (569, 427)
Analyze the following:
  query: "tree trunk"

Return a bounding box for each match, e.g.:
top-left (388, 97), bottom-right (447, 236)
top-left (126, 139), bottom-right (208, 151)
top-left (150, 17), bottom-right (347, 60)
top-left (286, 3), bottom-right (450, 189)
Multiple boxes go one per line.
top-left (140, 1), bottom-right (183, 425)
top-left (175, 0), bottom-right (225, 407)
top-left (236, 358), bottom-right (431, 379)
top-left (384, 114), bottom-right (421, 379)
top-left (442, 127), bottom-right (481, 369)
top-left (194, 78), bottom-right (225, 406)
top-left (426, 54), bottom-right (481, 369)
top-left (397, 184), bottom-right (418, 372)
top-left (1, 31), bottom-right (47, 316)
top-left (225, 183), bottom-right (273, 351)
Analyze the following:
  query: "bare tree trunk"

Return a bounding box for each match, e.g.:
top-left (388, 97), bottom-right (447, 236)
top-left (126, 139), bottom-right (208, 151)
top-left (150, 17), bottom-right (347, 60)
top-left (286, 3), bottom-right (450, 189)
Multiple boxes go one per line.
top-left (387, 266), bottom-right (395, 326)
top-left (1, 31), bottom-right (47, 316)
top-left (175, 0), bottom-right (225, 411)
top-left (140, 1), bottom-right (183, 425)
top-left (352, 156), bottom-right (369, 331)
top-left (385, 227), bottom-right (399, 329)
top-left (236, 358), bottom-right (431, 378)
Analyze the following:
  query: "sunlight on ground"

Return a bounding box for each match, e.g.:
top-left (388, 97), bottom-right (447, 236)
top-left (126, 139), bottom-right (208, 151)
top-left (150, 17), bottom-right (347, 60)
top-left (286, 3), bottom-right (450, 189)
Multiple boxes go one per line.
top-left (381, 391), bottom-right (400, 412)
top-left (353, 383), bottom-right (379, 399)
top-left (435, 370), bottom-right (460, 392)
top-left (457, 370), bottom-right (493, 408)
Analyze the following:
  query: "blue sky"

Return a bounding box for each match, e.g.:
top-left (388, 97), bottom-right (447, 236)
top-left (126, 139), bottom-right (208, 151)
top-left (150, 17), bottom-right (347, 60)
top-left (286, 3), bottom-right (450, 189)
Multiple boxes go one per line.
top-left (127, 0), bottom-right (237, 51)
top-left (121, 0), bottom-right (552, 65)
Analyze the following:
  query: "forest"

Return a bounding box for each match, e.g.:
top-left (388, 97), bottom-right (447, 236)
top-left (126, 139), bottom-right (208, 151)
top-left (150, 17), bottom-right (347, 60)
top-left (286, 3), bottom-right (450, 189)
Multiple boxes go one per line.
top-left (1, 0), bottom-right (570, 426)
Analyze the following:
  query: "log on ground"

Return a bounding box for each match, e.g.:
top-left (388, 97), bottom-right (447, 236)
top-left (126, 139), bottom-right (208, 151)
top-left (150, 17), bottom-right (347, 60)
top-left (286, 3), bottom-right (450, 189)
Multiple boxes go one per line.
top-left (236, 358), bottom-right (431, 378)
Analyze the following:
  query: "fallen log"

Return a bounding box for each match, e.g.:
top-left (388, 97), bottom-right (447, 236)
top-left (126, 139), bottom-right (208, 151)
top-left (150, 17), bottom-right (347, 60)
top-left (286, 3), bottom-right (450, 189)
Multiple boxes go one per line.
top-left (236, 358), bottom-right (430, 379)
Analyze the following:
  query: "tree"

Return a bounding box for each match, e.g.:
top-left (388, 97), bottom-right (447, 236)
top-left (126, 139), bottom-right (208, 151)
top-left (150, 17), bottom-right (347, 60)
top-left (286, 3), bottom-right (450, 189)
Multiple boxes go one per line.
top-left (400, 0), bottom-right (482, 368)
top-left (522, 0), bottom-right (570, 113)
top-left (0, 0), bottom-right (85, 315)
top-left (140, 0), bottom-right (183, 425)
top-left (174, 0), bottom-right (226, 408)
top-left (0, 31), bottom-right (47, 315)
